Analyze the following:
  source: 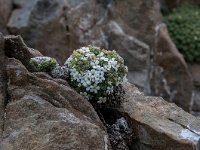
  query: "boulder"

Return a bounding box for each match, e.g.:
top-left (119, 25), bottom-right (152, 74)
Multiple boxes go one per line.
top-left (116, 83), bottom-right (200, 150)
top-left (4, 35), bottom-right (42, 71)
top-left (106, 20), bottom-right (150, 89)
top-left (7, 0), bottom-right (108, 63)
top-left (7, 0), bottom-right (70, 63)
top-left (0, 34), bottom-right (111, 150)
top-left (1, 58), bottom-right (109, 150)
top-left (150, 24), bottom-right (193, 112)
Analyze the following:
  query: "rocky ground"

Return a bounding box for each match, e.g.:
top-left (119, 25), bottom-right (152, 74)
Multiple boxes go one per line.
top-left (0, 34), bottom-right (200, 150)
top-left (0, 0), bottom-right (197, 114)
top-left (1, 0), bottom-right (200, 149)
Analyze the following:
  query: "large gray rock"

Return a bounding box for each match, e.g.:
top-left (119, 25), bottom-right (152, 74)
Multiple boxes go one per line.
top-left (116, 83), bottom-right (200, 150)
top-left (0, 35), bottom-right (111, 150)
top-left (7, 0), bottom-right (108, 63)
top-left (1, 58), bottom-right (109, 150)
top-left (106, 20), bottom-right (149, 89)
top-left (7, 0), bottom-right (70, 63)
top-left (150, 24), bottom-right (193, 111)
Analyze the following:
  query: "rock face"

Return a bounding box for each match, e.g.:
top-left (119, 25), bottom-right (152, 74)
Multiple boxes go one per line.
top-left (188, 64), bottom-right (200, 114)
top-left (105, 20), bottom-right (149, 89)
top-left (150, 24), bottom-right (193, 111)
top-left (110, 0), bottom-right (193, 111)
top-left (0, 0), bottom-right (12, 34)
top-left (118, 83), bottom-right (200, 150)
top-left (7, 0), bottom-right (108, 63)
top-left (7, 0), bottom-right (71, 63)
top-left (0, 35), bottom-right (110, 150)
top-left (6, 0), bottom-right (151, 90)
top-left (1, 0), bottom-right (195, 112)
top-left (0, 34), bottom-right (200, 149)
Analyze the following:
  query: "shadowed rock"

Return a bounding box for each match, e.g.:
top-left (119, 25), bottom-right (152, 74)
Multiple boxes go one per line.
top-left (4, 35), bottom-right (42, 71)
top-left (0, 33), bottom-right (7, 141)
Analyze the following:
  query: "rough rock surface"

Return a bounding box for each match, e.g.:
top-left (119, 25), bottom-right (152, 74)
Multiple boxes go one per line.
top-left (7, 0), bottom-right (107, 63)
top-left (1, 0), bottom-right (196, 112)
top-left (106, 20), bottom-right (149, 89)
top-left (0, 0), bottom-right (12, 34)
top-left (0, 34), bottom-right (200, 149)
top-left (4, 35), bottom-right (43, 71)
top-left (0, 35), bottom-right (110, 150)
top-left (109, 0), bottom-right (193, 112)
top-left (150, 24), bottom-right (193, 111)
top-left (188, 64), bottom-right (200, 114)
top-left (6, 0), bottom-right (151, 89)
top-left (119, 83), bottom-right (200, 150)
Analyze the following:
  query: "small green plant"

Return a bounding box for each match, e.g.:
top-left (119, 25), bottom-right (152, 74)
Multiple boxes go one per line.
top-left (30, 57), bottom-right (58, 72)
top-left (64, 46), bottom-right (128, 103)
top-left (30, 46), bottom-right (128, 104)
top-left (164, 5), bottom-right (200, 62)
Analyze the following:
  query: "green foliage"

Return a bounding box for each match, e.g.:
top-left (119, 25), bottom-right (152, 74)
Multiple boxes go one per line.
top-left (64, 46), bottom-right (128, 103)
top-left (164, 5), bottom-right (200, 62)
top-left (30, 57), bottom-right (58, 72)
top-left (30, 46), bottom-right (128, 104)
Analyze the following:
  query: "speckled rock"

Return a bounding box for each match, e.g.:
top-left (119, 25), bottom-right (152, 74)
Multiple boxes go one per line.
top-left (105, 20), bottom-right (150, 89)
top-left (1, 34), bottom-right (200, 150)
top-left (4, 35), bottom-right (42, 71)
top-left (4, 0), bottom-right (196, 118)
top-left (118, 83), bottom-right (200, 150)
top-left (7, 0), bottom-right (107, 63)
top-left (0, 34), bottom-right (111, 150)
top-left (150, 24), bottom-right (193, 112)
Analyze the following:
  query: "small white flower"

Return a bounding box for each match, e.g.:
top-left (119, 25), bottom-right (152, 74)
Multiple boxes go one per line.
top-left (65, 46), bottom-right (128, 103)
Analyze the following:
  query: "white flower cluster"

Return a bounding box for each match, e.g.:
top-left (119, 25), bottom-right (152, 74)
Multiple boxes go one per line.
top-left (65, 46), bottom-right (128, 103)
top-left (30, 46), bottom-right (128, 104)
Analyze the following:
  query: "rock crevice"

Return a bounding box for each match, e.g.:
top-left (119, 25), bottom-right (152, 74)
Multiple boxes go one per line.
top-left (0, 33), bottom-right (9, 140)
